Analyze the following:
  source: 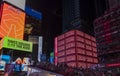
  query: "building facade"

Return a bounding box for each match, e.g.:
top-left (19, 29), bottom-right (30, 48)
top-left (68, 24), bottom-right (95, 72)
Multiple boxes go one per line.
top-left (94, 0), bottom-right (120, 67)
top-left (62, 0), bottom-right (96, 36)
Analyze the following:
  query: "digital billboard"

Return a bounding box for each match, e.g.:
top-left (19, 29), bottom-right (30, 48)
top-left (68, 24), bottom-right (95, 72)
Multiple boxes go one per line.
top-left (38, 37), bottom-right (43, 62)
top-left (24, 6), bottom-right (42, 37)
top-left (0, 38), bottom-right (4, 49)
top-left (50, 52), bottom-right (54, 57)
top-left (3, 36), bottom-right (33, 52)
top-left (0, 55), bottom-right (11, 71)
top-left (13, 57), bottom-right (30, 71)
top-left (3, 0), bottom-right (26, 10)
top-left (0, 60), bottom-right (6, 71)
top-left (0, 3), bottom-right (25, 39)
top-left (54, 37), bottom-right (58, 65)
top-left (25, 6), bottom-right (42, 20)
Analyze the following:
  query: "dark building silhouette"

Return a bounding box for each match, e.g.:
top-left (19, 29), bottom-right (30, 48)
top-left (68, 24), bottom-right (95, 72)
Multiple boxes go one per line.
top-left (94, 0), bottom-right (108, 17)
top-left (94, 0), bottom-right (120, 67)
top-left (62, 0), bottom-right (105, 36)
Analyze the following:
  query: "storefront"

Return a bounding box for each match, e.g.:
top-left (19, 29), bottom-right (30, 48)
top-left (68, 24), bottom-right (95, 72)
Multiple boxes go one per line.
top-left (0, 36), bottom-right (33, 72)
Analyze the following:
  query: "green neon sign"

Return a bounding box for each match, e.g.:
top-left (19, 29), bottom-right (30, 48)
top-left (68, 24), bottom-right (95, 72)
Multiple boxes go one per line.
top-left (3, 37), bottom-right (33, 52)
top-left (50, 52), bottom-right (54, 57)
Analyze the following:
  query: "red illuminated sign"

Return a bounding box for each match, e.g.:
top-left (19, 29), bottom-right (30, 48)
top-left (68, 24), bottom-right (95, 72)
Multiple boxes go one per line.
top-left (54, 37), bottom-right (58, 65)
top-left (106, 62), bottom-right (120, 67)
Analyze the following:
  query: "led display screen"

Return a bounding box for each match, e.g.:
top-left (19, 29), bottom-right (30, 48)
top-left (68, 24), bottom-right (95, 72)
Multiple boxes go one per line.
top-left (3, 0), bottom-right (26, 10)
top-left (50, 52), bottom-right (54, 57)
top-left (50, 57), bottom-right (54, 64)
top-left (5, 57), bottom-right (30, 72)
top-left (3, 36), bottom-right (33, 52)
top-left (0, 3), bottom-right (25, 39)
top-left (0, 38), bottom-right (4, 49)
top-left (41, 54), bottom-right (46, 62)
top-left (13, 57), bottom-right (30, 71)
top-left (54, 37), bottom-right (58, 65)
top-left (25, 6), bottom-right (42, 20)
top-left (0, 55), bottom-right (11, 71)
top-left (0, 60), bottom-right (6, 71)
top-left (24, 6), bottom-right (42, 38)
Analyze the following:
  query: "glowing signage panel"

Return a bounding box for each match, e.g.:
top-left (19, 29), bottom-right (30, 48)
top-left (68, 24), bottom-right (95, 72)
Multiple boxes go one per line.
top-left (3, 0), bottom-right (26, 10)
top-left (3, 37), bottom-right (33, 52)
top-left (0, 3), bottom-right (25, 39)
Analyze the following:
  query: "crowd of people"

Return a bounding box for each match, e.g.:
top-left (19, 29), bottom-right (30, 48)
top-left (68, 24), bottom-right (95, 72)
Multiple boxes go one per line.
top-left (33, 62), bottom-right (120, 76)
top-left (3, 61), bottom-right (120, 76)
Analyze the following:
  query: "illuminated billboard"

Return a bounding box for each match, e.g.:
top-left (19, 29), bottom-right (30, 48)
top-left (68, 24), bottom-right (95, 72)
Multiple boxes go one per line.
top-left (3, 0), bottom-right (26, 10)
top-left (25, 6), bottom-right (42, 20)
top-left (0, 38), bottom-right (4, 49)
top-left (2, 37), bottom-right (33, 52)
top-left (54, 37), bottom-right (58, 65)
top-left (24, 6), bottom-right (42, 37)
top-left (0, 3), bottom-right (25, 39)
top-left (0, 55), bottom-right (11, 71)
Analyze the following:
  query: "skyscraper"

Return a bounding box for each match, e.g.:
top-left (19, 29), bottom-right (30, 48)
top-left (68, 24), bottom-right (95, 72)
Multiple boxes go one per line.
top-left (94, 0), bottom-right (108, 17)
top-left (94, 0), bottom-right (120, 68)
top-left (63, 0), bottom-right (80, 32)
top-left (62, 0), bottom-right (96, 36)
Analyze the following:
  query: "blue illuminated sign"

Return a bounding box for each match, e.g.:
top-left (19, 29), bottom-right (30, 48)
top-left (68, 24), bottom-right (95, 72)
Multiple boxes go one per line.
top-left (25, 6), bottom-right (42, 20)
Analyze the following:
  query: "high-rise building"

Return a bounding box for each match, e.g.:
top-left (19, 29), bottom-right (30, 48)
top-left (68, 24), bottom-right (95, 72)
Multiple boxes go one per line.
top-left (94, 0), bottom-right (108, 17)
top-left (108, 0), bottom-right (120, 10)
top-left (94, 1), bottom-right (120, 67)
top-left (62, 0), bottom-right (80, 32)
top-left (63, 0), bottom-right (97, 36)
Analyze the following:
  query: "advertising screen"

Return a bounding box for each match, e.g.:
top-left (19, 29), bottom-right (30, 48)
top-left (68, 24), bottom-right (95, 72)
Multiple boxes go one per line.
top-left (0, 3), bottom-right (25, 39)
top-left (0, 38), bottom-right (4, 49)
top-left (106, 62), bottom-right (120, 67)
top-left (0, 60), bottom-right (6, 71)
top-left (13, 57), bottom-right (30, 71)
top-left (24, 6), bottom-right (42, 37)
top-left (3, 0), bottom-right (26, 10)
top-left (3, 36), bottom-right (33, 52)
top-left (50, 52), bottom-right (54, 57)
top-left (4, 57), bottom-right (30, 72)
top-left (28, 36), bottom-right (39, 44)
top-left (38, 37), bottom-right (43, 62)
top-left (0, 55), bottom-right (11, 71)
top-left (50, 52), bottom-right (54, 64)
top-left (50, 57), bottom-right (54, 64)
top-left (54, 37), bottom-right (58, 65)
top-left (25, 6), bottom-right (42, 20)
top-left (41, 54), bottom-right (46, 62)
